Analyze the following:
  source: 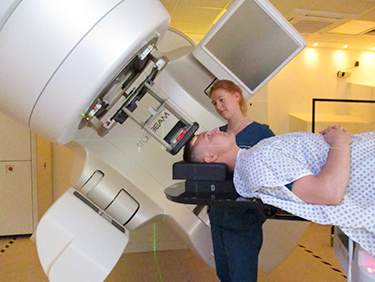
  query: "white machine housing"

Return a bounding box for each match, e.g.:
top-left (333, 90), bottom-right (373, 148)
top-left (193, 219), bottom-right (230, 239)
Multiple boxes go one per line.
top-left (334, 227), bottom-right (375, 281)
top-left (0, 0), bottom-right (170, 144)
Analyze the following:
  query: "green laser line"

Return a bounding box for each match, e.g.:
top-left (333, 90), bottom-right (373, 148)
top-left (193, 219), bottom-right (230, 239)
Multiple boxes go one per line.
top-left (153, 223), bottom-right (164, 282)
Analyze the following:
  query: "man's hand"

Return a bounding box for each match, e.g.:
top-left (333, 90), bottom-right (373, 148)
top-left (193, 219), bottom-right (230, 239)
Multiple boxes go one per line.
top-left (319, 125), bottom-right (352, 147)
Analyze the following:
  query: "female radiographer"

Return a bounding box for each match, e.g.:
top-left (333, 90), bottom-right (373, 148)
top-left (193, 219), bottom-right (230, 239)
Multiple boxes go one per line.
top-left (208, 80), bottom-right (274, 282)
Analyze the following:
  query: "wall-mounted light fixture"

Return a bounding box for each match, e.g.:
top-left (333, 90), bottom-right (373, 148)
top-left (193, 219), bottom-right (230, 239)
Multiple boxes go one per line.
top-left (337, 61), bottom-right (359, 78)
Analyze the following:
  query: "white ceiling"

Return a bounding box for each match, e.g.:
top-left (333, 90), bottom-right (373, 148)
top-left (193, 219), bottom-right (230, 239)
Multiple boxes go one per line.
top-left (160, 0), bottom-right (375, 51)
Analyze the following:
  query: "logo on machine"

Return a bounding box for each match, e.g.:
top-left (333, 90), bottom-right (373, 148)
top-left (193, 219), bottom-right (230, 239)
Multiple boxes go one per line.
top-left (136, 112), bottom-right (170, 147)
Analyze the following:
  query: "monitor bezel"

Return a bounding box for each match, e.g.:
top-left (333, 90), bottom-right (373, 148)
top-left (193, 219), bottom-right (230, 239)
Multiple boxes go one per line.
top-left (192, 0), bottom-right (307, 100)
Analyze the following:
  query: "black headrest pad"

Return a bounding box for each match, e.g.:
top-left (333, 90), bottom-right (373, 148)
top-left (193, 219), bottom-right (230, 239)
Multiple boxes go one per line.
top-left (173, 161), bottom-right (231, 181)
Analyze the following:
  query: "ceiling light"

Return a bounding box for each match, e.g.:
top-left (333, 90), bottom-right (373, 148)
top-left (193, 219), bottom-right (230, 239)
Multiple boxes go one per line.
top-left (329, 20), bottom-right (375, 35)
top-left (313, 43), bottom-right (318, 47)
top-left (287, 9), bottom-right (355, 34)
top-left (373, 47), bottom-right (375, 51)
top-left (343, 45), bottom-right (348, 48)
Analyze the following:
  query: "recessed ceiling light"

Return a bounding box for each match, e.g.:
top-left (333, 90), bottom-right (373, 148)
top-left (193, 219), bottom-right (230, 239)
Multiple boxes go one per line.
top-left (329, 20), bottom-right (375, 35)
top-left (313, 43), bottom-right (318, 47)
top-left (373, 47), bottom-right (375, 50)
top-left (343, 45), bottom-right (348, 48)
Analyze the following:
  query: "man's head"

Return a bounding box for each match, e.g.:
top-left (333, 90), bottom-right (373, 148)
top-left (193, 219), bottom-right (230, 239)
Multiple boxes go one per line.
top-left (183, 128), bottom-right (239, 170)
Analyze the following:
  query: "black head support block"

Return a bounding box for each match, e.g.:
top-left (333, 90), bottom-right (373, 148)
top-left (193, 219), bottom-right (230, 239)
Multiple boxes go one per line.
top-left (173, 161), bottom-right (232, 181)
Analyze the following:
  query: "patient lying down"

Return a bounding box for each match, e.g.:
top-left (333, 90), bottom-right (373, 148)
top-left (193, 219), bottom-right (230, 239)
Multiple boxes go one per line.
top-left (183, 125), bottom-right (375, 257)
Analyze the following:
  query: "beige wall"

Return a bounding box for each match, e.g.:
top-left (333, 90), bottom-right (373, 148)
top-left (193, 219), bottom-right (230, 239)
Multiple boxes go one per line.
top-left (267, 47), bottom-right (375, 135)
top-left (246, 85), bottom-right (269, 126)
top-left (36, 135), bottom-right (52, 220)
top-left (36, 138), bottom-right (73, 209)
top-left (51, 143), bottom-right (74, 201)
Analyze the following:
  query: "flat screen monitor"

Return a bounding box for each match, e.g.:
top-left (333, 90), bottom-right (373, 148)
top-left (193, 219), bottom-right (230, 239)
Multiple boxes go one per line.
top-left (192, 0), bottom-right (307, 100)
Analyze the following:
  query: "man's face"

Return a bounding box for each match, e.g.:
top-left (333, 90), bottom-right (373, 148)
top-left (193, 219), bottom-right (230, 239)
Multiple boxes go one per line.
top-left (191, 128), bottom-right (236, 162)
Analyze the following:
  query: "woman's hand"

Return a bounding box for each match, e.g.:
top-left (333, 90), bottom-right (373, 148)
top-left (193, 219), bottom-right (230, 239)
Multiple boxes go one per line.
top-left (319, 125), bottom-right (352, 147)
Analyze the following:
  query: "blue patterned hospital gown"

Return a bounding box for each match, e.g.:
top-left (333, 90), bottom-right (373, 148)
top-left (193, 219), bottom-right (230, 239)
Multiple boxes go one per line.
top-left (234, 131), bottom-right (375, 257)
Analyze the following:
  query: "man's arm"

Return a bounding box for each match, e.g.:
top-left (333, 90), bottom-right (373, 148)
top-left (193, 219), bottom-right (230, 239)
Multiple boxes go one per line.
top-left (291, 126), bottom-right (352, 205)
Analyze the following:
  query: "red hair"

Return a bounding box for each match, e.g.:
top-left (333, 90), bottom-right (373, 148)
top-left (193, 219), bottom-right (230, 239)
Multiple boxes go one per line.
top-left (209, 80), bottom-right (247, 116)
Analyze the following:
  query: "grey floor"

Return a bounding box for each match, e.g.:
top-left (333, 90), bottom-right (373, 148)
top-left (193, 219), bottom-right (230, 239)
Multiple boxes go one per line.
top-left (1, 223), bottom-right (346, 282)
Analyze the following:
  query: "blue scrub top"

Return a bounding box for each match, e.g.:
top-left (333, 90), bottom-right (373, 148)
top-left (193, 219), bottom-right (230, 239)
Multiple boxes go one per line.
top-left (209, 121), bottom-right (275, 231)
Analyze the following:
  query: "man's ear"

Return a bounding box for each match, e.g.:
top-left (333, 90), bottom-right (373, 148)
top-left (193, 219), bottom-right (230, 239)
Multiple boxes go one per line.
top-left (203, 153), bottom-right (218, 163)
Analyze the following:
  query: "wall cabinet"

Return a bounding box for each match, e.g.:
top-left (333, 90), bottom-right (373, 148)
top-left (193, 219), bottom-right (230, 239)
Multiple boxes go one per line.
top-left (0, 112), bottom-right (34, 236)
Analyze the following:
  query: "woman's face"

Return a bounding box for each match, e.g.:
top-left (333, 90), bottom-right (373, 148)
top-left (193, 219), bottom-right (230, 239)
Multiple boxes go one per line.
top-left (210, 89), bottom-right (240, 120)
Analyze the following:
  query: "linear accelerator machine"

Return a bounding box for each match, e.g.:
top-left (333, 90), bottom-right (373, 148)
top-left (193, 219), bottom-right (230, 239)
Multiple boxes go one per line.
top-left (2, 0), bottom-right (370, 281)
